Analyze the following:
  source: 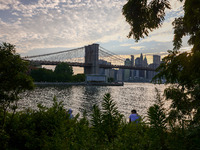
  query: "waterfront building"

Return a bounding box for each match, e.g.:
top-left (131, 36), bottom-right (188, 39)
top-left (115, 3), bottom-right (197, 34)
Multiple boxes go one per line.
top-left (117, 69), bottom-right (124, 82)
top-left (147, 55), bottom-right (161, 81)
top-left (143, 56), bottom-right (148, 67)
top-left (109, 69), bottom-right (115, 79)
top-left (153, 55), bottom-right (161, 65)
top-left (140, 53), bottom-right (143, 66)
top-left (131, 55), bottom-right (134, 66)
top-left (135, 57), bottom-right (141, 67)
top-left (135, 53), bottom-right (147, 79)
top-left (99, 60), bottom-right (107, 75)
top-left (125, 58), bottom-right (132, 66)
top-left (134, 56), bottom-right (142, 79)
top-left (99, 59), bottom-right (116, 81)
top-left (124, 58), bottom-right (131, 81)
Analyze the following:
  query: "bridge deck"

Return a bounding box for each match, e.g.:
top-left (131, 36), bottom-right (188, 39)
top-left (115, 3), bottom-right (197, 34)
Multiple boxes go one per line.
top-left (28, 60), bottom-right (156, 71)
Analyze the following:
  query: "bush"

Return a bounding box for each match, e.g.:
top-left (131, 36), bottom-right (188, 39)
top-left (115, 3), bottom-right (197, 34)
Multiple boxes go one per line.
top-left (1, 93), bottom-right (200, 149)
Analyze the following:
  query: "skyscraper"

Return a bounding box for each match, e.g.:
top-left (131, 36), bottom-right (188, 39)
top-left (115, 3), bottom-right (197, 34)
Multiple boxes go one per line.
top-left (124, 58), bottom-right (131, 81)
top-left (131, 55), bottom-right (134, 66)
top-left (148, 55), bottom-right (161, 81)
top-left (124, 58), bottom-right (132, 66)
top-left (143, 55), bottom-right (148, 67)
top-left (153, 55), bottom-right (161, 65)
top-left (135, 57), bottom-right (141, 67)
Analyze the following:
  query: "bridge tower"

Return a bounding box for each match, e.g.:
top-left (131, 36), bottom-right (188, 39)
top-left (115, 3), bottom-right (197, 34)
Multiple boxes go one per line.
top-left (84, 43), bottom-right (99, 75)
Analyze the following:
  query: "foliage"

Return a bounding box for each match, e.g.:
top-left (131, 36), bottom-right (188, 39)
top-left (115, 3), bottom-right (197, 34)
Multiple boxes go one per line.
top-left (108, 77), bottom-right (114, 83)
top-left (0, 42), bottom-right (34, 130)
top-left (173, 0), bottom-right (200, 52)
top-left (1, 93), bottom-right (200, 149)
top-left (54, 63), bottom-right (73, 82)
top-left (30, 63), bottom-right (85, 82)
top-left (0, 42), bottom-right (34, 103)
top-left (91, 93), bottom-right (124, 144)
top-left (122, 0), bottom-right (170, 41)
top-left (72, 73), bottom-right (85, 82)
top-left (147, 88), bottom-right (168, 150)
top-left (154, 51), bottom-right (200, 127)
top-left (123, 0), bottom-right (200, 146)
top-left (54, 62), bottom-right (73, 76)
top-left (30, 68), bottom-right (55, 82)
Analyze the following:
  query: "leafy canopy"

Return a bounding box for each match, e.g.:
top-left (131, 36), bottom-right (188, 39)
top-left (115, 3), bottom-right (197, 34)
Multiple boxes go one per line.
top-left (122, 0), bottom-right (170, 42)
top-left (0, 42), bottom-right (34, 104)
top-left (123, 0), bottom-right (200, 127)
top-left (123, 0), bottom-right (200, 52)
top-left (54, 62), bottom-right (73, 75)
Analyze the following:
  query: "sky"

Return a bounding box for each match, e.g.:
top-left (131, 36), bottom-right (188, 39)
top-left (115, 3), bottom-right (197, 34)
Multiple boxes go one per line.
top-left (0, 0), bottom-right (190, 62)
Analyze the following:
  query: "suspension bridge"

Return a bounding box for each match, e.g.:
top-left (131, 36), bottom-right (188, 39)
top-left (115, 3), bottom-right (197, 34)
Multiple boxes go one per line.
top-left (23, 44), bottom-right (155, 75)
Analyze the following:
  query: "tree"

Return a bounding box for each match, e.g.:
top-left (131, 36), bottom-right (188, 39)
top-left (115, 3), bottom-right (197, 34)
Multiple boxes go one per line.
top-left (54, 62), bottom-right (73, 82)
top-left (123, 0), bottom-right (200, 127)
top-left (0, 42), bottom-right (34, 128)
top-left (91, 93), bottom-right (123, 143)
top-left (122, 0), bottom-right (170, 42)
top-left (72, 74), bottom-right (85, 82)
top-left (54, 62), bottom-right (73, 75)
top-left (30, 68), bottom-right (55, 82)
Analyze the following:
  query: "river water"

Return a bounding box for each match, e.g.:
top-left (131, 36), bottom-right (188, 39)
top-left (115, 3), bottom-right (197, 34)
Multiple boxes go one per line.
top-left (19, 83), bottom-right (166, 121)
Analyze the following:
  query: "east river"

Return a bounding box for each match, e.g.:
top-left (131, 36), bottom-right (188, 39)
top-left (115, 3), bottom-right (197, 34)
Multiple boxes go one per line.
top-left (19, 83), bottom-right (166, 121)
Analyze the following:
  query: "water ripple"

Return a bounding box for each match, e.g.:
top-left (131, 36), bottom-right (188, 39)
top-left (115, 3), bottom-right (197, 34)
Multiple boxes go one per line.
top-left (19, 83), bottom-right (166, 121)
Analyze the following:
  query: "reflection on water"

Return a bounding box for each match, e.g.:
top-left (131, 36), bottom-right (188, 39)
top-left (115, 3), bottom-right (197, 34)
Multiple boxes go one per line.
top-left (19, 83), bottom-right (166, 121)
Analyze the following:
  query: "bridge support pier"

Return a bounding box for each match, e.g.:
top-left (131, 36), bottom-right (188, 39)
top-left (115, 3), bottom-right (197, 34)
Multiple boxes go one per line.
top-left (84, 44), bottom-right (99, 75)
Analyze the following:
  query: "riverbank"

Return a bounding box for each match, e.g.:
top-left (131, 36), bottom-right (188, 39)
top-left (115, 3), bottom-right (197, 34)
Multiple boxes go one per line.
top-left (34, 82), bottom-right (124, 86)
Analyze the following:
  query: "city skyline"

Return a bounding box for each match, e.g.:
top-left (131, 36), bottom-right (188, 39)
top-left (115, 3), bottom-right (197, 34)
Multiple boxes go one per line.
top-left (97, 53), bottom-right (161, 82)
top-left (0, 0), bottom-right (191, 58)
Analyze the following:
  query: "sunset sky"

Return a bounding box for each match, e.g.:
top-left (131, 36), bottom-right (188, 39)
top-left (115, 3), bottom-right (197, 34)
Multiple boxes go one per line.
top-left (0, 0), bottom-right (190, 60)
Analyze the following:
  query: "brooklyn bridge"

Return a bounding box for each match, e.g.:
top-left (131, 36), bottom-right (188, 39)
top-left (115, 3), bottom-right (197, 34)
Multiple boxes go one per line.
top-left (23, 43), bottom-right (155, 76)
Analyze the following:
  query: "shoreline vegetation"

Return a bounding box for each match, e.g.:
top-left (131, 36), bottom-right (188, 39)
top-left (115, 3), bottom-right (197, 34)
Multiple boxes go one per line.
top-left (1, 93), bottom-right (199, 149)
top-left (1, 41), bottom-right (199, 149)
top-left (34, 82), bottom-right (124, 86)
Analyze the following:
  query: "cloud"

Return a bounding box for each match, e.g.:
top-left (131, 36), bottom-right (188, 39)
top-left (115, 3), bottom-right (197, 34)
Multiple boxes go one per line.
top-left (168, 0), bottom-right (184, 12)
top-left (0, 0), bottom-right (186, 55)
top-left (0, 4), bottom-right (10, 10)
top-left (138, 17), bottom-right (174, 44)
top-left (130, 46), bottom-right (145, 50)
top-left (120, 43), bottom-right (133, 47)
top-left (0, 0), bottom-right (130, 53)
top-left (180, 46), bottom-right (193, 52)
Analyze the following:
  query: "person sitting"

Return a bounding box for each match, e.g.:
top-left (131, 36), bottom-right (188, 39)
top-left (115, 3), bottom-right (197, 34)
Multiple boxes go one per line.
top-left (129, 109), bottom-right (140, 123)
top-left (67, 108), bottom-right (74, 119)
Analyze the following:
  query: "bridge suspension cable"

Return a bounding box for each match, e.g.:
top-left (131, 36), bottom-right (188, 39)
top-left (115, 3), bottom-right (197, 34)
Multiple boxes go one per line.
top-left (24, 45), bottom-right (127, 66)
top-left (23, 47), bottom-right (84, 58)
top-left (99, 46), bottom-right (125, 65)
top-left (24, 47), bottom-right (85, 63)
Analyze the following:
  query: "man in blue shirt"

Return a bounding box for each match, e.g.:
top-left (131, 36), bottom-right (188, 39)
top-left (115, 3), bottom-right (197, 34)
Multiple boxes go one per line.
top-left (67, 109), bottom-right (74, 119)
top-left (129, 109), bottom-right (140, 123)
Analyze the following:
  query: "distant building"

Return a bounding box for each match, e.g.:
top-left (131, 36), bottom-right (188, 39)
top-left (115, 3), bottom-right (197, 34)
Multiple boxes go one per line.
top-left (124, 58), bottom-right (132, 66)
top-left (148, 63), bottom-right (159, 81)
top-left (109, 69), bottom-right (115, 79)
top-left (147, 55), bottom-right (161, 81)
top-left (140, 53), bottom-right (143, 66)
top-left (99, 59), bottom-right (113, 79)
top-left (134, 53), bottom-right (148, 79)
top-left (153, 55), bottom-right (161, 65)
top-left (117, 69), bottom-right (123, 82)
top-left (131, 55), bottom-right (134, 66)
top-left (100, 54), bottom-right (161, 82)
top-left (135, 57), bottom-right (141, 67)
top-left (143, 56), bottom-right (148, 67)
top-left (124, 58), bottom-right (131, 81)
